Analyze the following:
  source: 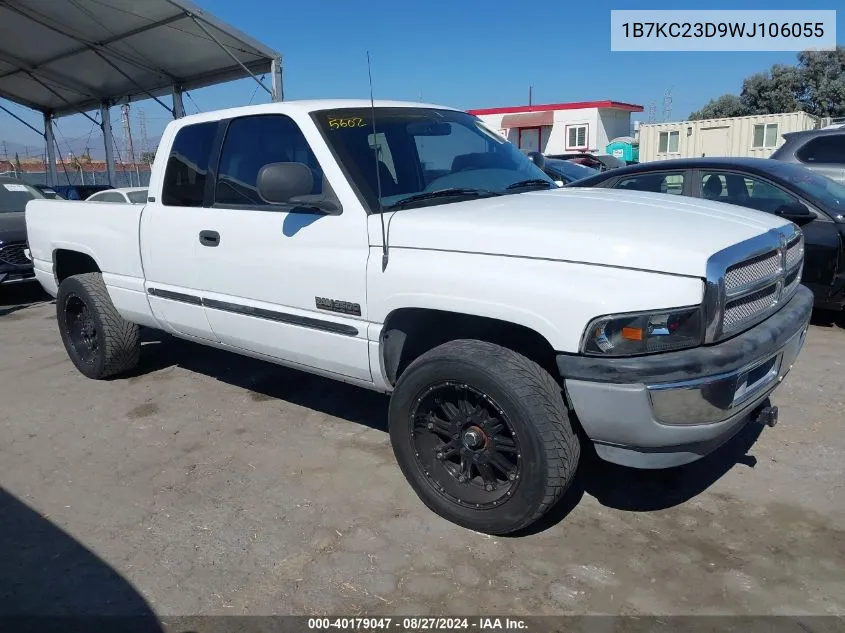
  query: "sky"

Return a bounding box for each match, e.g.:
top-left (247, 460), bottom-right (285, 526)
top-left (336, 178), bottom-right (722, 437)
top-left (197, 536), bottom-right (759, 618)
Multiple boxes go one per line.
top-left (0, 0), bottom-right (842, 159)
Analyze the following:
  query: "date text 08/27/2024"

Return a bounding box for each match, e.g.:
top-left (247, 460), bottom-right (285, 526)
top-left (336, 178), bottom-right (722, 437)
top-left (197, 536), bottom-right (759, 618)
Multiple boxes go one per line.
top-left (307, 618), bottom-right (529, 631)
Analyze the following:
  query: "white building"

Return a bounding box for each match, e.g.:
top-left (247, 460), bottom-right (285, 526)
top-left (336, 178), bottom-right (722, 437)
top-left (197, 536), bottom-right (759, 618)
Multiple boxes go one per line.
top-left (468, 100), bottom-right (644, 155)
top-left (638, 111), bottom-right (818, 162)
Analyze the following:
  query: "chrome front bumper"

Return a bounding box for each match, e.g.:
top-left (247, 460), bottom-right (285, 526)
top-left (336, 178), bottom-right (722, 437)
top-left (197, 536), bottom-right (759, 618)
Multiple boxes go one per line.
top-left (647, 323), bottom-right (807, 426)
top-left (557, 285), bottom-right (813, 468)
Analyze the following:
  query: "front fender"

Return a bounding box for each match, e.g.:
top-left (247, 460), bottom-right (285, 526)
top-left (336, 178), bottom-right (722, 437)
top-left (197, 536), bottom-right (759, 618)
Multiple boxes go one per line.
top-left (368, 248), bottom-right (704, 353)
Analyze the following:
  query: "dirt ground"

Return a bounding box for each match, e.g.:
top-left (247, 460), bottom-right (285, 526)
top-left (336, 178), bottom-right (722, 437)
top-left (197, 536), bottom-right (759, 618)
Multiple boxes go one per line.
top-left (1, 284), bottom-right (843, 618)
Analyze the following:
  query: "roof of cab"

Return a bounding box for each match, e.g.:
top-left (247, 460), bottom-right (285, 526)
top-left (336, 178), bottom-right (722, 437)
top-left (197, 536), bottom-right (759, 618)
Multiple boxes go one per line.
top-left (164, 99), bottom-right (462, 130)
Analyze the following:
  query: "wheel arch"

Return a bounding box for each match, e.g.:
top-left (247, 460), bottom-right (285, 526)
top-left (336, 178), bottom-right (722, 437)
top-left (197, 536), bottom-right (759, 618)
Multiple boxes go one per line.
top-left (53, 248), bottom-right (101, 284)
top-left (379, 306), bottom-right (560, 387)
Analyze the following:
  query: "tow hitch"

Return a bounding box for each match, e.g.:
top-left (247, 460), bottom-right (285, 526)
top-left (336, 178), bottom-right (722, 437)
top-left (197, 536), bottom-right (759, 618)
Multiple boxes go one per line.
top-left (755, 405), bottom-right (779, 428)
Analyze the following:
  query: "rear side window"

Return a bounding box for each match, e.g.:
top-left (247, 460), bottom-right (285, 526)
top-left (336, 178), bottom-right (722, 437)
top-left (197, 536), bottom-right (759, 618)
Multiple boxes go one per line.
top-left (162, 121), bottom-right (218, 207)
top-left (614, 172), bottom-right (685, 195)
top-left (796, 134), bottom-right (845, 164)
top-left (215, 114), bottom-right (323, 207)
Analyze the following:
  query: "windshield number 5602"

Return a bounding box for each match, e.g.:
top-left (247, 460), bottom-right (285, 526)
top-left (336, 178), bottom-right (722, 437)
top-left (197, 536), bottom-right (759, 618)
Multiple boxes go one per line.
top-left (328, 117), bottom-right (366, 129)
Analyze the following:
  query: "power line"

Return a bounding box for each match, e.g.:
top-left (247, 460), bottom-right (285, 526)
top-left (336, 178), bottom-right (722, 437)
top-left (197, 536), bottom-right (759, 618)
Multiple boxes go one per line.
top-left (52, 134), bottom-right (73, 187)
top-left (185, 91), bottom-right (201, 114)
top-left (248, 74), bottom-right (267, 105)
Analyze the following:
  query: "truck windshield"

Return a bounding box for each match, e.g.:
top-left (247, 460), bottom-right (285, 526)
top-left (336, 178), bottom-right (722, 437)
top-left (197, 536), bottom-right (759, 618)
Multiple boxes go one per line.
top-left (313, 107), bottom-right (555, 212)
top-left (0, 181), bottom-right (44, 213)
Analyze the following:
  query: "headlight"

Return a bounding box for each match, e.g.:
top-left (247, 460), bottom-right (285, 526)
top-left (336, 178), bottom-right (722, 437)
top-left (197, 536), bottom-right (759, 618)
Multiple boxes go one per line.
top-left (581, 306), bottom-right (703, 356)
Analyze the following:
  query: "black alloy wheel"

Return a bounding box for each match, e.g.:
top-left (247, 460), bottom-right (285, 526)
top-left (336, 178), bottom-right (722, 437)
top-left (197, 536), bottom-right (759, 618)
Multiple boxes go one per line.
top-left (410, 381), bottom-right (521, 509)
top-left (55, 272), bottom-right (141, 379)
top-left (64, 293), bottom-right (99, 365)
top-left (389, 339), bottom-right (580, 534)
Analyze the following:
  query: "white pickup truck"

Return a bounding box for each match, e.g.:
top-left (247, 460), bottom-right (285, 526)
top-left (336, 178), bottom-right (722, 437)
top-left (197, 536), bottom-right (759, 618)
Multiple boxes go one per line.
top-left (26, 100), bottom-right (812, 534)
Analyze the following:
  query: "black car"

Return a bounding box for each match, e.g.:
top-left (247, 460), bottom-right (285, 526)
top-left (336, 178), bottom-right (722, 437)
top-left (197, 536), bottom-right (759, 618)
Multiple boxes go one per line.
top-left (545, 152), bottom-right (626, 171)
top-left (541, 158), bottom-right (600, 184)
top-left (52, 184), bottom-right (111, 200)
top-left (32, 184), bottom-right (65, 199)
top-left (0, 176), bottom-right (45, 286)
top-left (568, 157), bottom-right (845, 311)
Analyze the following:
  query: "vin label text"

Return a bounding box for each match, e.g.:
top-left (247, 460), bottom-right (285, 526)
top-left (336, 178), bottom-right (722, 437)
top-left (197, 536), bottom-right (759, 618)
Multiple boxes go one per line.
top-left (611, 10), bottom-right (836, 51)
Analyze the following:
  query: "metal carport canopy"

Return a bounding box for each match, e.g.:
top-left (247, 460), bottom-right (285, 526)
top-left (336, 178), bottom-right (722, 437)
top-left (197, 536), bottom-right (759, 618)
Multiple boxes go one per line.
top-left (0, 0), bottom-right (282, 186)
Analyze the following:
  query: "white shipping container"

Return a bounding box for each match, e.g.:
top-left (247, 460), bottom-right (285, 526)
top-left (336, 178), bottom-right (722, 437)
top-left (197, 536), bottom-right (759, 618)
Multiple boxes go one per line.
top-left (638, 111), bottom-right (818, 163)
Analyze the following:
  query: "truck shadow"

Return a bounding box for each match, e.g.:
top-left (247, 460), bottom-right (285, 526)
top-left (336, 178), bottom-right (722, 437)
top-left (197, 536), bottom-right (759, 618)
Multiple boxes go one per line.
top-left (519, 419), bottom-right (765, 535)
top-left (132, 333), bottom-right (768, 534)
top-left (0, 283), bottom-right (52, 317)
top-left (0, 488), bottom-right (163, 630)
top-left (810, 308), bottom-right (845, 329)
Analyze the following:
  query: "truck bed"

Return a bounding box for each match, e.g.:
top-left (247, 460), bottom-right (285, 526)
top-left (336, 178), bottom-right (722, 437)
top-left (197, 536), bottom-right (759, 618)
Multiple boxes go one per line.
top-left (25, 199), bottom-right (146, 300)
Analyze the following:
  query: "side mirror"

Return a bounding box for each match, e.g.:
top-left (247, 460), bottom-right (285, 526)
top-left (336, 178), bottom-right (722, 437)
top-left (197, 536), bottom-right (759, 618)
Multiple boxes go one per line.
top-left (775, 202), bottom-right (814, 226)
top-left (256, 162), bottom-right (339, 214)
top-left (526, 151), bottom-right (545, 169)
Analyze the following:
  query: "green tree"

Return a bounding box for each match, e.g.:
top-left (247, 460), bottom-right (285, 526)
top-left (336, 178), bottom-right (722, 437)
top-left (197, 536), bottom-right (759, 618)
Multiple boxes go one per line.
top-left (795, 47), bottom-right (845, 117)
top-left (740, 64), bottom-right (802, 114)
top-left (689, 94), bottom-right (749, 120)
top-left (687, 46), bottom-right (845, 120)
top-left (140, 151), bottom-right (156, 164)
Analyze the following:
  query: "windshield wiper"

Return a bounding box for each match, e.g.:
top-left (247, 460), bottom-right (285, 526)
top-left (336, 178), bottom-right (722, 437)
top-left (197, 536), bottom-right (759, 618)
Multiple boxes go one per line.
top-left (381, 188), bottom-right (498, 211)
top-left (505, 179), bottom-right (555, 191)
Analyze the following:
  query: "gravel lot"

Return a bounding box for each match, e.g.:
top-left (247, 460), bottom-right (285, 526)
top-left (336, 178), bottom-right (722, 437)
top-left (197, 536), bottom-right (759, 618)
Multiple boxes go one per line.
top-left (1, 283), bottom-right (843, 618)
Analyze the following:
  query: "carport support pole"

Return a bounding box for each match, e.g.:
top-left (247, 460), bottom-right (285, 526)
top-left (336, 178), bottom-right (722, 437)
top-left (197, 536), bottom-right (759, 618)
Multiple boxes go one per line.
top-left (100, 102), bottom-right (116, 187)
top-left (271, 56), bottom-right (283, 102)
top-left (172, 86), bottom-right (185, 119)
top-left (43, 113), bottom-right (58, 187)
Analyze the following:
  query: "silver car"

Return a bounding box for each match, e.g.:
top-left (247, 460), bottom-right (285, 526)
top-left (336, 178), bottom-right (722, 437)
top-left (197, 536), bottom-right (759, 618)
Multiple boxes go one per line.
top-left (770, 127), bottom-right (845, 185)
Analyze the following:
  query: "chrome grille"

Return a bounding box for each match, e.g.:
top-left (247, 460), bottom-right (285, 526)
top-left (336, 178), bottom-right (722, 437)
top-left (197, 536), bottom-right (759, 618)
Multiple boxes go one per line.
top-left (705, 226), bottom-right (805, 342)
top-left (723, 283), bottom-right (780, 333)
top-left (786, 235), bottom-right (804, 269)
top-left (0, 242), bottom-right (28, 266)
top-left (784, 264), bottom-right (802, 296)
top-left (724, 250), bottom-right (780, 292)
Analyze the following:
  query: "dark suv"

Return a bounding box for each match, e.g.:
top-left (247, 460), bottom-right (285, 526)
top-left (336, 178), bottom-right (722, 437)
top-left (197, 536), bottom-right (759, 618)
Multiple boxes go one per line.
top-left (0, 176), bottom-right (44, 286)
top-left (770, 127), bottom-right (845, 185)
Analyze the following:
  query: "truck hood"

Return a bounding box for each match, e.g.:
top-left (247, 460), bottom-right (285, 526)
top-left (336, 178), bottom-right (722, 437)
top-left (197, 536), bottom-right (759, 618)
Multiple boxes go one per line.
top-left (0, 212), bottom-right (26, 244)
top-left (383, 188), bottom-right (791, 277)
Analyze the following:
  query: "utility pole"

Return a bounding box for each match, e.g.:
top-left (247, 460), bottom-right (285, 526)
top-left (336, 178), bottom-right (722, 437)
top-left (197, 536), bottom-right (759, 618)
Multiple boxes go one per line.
top-left (121, 104), bottom-right (138, 187)
top-left (528, 86), bottom-right (533, 109)
top-left (2, 140), bottom-right (7, 161)
top-left (137, 109), bottom-right (149, 154)
top-left (662, 87), bottom-right (673, 122)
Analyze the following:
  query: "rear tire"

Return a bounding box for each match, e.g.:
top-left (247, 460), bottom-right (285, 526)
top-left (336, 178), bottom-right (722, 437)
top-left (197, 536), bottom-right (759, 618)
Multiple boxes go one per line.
top-left (389, 339), bottom-right (580, 534)
top-left (56, 272), bottom-right (140, 379)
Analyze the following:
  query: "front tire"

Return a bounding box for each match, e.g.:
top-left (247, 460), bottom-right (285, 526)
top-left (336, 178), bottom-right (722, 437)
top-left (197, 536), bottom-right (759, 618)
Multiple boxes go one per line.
top-left (56, 273), bottom-right (140, 379)
top-left (389, 339), bottom-right (580, 534)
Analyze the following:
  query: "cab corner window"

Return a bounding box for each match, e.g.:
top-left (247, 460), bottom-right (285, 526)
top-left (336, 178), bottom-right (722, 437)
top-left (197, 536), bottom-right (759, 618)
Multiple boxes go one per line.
top-left (215, 114), bottom-right (324, 208)
top-left (161, 121), bottom-right (218, 207)
top-left (615, 172), bottom-right (684, 195)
